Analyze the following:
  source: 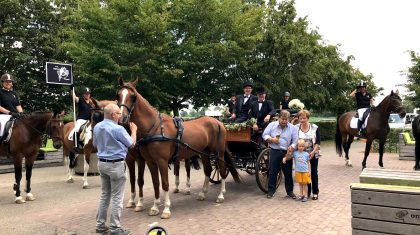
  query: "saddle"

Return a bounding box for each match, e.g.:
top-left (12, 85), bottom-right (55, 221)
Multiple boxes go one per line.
top-left (0, 118), bottom-right (16, 144)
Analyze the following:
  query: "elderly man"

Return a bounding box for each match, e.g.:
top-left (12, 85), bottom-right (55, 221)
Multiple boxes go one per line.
top-left (231, 81), bottom-right (258, 123)
top-left (93, 103), bottom-right (137, 235)
top-left (262, 110), bottom-right (298, 199)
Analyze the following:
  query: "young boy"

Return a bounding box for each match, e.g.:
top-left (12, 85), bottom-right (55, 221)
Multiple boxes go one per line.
top-left (283, 139), bottom-right (311, 202)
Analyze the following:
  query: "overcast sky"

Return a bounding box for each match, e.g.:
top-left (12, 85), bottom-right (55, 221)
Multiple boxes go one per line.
top-left (294, 0), bottom-right (420, 102)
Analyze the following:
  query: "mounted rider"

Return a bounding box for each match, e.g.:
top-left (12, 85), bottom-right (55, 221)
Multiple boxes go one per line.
top-left (350, 81), bottom-right (374, 136)
top-left (71, 86), bottom-right (94, 151)
top-left (280, 91), bottom-right (291, 110)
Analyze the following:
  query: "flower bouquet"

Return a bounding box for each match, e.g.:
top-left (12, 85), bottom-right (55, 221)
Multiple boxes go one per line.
top-left (288, 99), bottom-right (305, 110)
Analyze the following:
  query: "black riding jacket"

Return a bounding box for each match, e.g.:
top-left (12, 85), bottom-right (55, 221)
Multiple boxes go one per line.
top-left (0, 89), bottom-right (21, 113)
top-left (355, 91), bottom-right (372, 109)
top-left (77, 98), bottom-right (92, 120)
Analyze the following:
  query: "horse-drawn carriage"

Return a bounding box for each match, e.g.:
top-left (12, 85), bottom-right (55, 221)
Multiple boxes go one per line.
top-left (209, 121), bottom-right (282, 193)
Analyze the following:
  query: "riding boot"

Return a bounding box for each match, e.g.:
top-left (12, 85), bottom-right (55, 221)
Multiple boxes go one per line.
top-left (357, 119), bottom-right (363, 136)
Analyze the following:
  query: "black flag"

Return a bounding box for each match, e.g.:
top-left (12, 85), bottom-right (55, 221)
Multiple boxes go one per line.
top-left (46, 62), bottom-right (73, 85)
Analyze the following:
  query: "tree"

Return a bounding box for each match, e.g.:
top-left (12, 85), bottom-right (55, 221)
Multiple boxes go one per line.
top-left (406, 51), bottom-right (420, 107)
top-left (0, 0), bottom-right (74, 112)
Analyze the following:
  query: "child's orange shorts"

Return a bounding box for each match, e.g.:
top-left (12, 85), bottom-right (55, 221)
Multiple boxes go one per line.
top-left (295, 172), bottom-right (311, 184)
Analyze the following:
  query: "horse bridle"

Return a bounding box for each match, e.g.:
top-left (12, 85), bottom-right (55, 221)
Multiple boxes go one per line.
top-left (45, 117), bottom-right (64, 142)
top-left (117, 85), bottom-right (137, 122)
top-left (117, 85), bottom-right (160, 136)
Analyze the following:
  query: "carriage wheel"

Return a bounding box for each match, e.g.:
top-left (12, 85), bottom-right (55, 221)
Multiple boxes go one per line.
top-left (209, 159), bottom-right (229, 184)
top-left (255, 148), bottom-right (282, 193)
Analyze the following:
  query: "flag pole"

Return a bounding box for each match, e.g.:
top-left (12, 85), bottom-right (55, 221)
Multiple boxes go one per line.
top-left (72, 87), bottom-right (78, 148)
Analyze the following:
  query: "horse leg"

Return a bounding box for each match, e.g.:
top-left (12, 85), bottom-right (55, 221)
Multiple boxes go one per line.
top-left (82, 153), bottom-right (90, 189)
top-left (157, 161), bottom-right (171, 219)
top-left (378, 139), bottom-right (385, 168)
top-left (25, 162), bottom-right (36, 201)
top-left (173, 160), bottom-right (180, 193)
top-left (13, 160), bottom-right (25, 204)
top-left (135, 158), bottom-right (146, 212)
top-left (66, 152), bottom-right (76, 183)
top-left (184, 159), bottom-right (191, 195)
top-left (344, 135), bottom-right (354, 167)
top-left (414, 138), bottom-right (420, 170)
top-left (125, 155), bottom-right (136, 208)
top-left (217, 153), bottom-right (228, 203)
top-left (362, 139), bottom-right (373, 169)
top-left (197, 156), bottom-right (211, 201)
top-left (147, 162), bottom-right (161, 216)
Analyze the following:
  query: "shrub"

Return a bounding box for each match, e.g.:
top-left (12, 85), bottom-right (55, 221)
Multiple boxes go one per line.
top-left (312, 120), bottom-right (336, 141)
top-left (372, 128), bottom-right (411, 153)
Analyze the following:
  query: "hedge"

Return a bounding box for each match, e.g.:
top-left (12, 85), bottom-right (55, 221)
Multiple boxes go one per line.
top-left (372, 128), bottom-right (411, 153)
top-left (312, 120), bottom-right (336, 141)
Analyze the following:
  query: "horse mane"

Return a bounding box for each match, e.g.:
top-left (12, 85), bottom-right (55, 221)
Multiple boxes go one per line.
top-left (374, 90), bottom-right (400, 111)
top-left (123, 81), bottom-right (161, 115)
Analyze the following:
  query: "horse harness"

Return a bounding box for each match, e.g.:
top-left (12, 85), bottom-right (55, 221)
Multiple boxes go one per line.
top-left (136, 113), bottom-right (215, 164)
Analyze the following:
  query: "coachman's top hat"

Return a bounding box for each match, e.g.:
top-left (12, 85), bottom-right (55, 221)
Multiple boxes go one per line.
top-left (243, 81), bottom-right (253, 89)
top-left (256, 87), bottom-right (266, 94)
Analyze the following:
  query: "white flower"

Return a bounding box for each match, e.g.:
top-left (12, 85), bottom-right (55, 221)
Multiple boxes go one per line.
top-left (289, 99), bottom-right (305, 110)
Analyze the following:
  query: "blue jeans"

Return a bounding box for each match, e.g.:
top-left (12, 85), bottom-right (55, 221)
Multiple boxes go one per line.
top-left (96, 161), bottom-right (127, 230)
top-left (268, 149), bottom-right (293, 195)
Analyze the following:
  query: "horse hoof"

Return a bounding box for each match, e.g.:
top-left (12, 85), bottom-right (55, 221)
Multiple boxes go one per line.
top-left (67, 178), bottom-right (74, 183)
top-left (161, 211), bottom-right (171, 219)
top-left (134, 206), bottom-right (144, 212)
top-left (15, 196), bottom-right (26, 204)
top-left (82, 185), bottom-right (89, 189)
top-left (126, 201), bottom-right (135, 208)
top-left (149, 208), bottom-right (160, 216)
top-left (25, 193), bottom-right (35, 201)
top-left (173, 188), bottom-right (179, 194)
top-left (197, 193), bottom-right (205, 201)
top-left (184, 190), bottom-right (191, 195)
top-left (216, 197), bottom-right (224, 203)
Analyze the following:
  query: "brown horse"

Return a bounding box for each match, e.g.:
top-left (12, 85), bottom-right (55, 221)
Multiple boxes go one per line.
top-left (335, 91), bottom-right (406, 168)
top-left (62, 99), bottom-right (115, 188)
top-left (116, 78), bottom-right (240, 219)
top-left (0, 112), bottom-right (64, 203)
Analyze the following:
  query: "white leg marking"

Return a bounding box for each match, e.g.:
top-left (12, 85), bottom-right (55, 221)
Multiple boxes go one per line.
top-left (161, 191), bottom-right (171, 219)
top-left (126, 192), bottom-right (136, 208)
top-left (197, 176), bottom-right (210, 201)
top-left (173, 175), bottom-right (180, 193)
top-left (82, 156), bottom-right (89, 189)
top-left (134, 197), bottom-right (144, 212)
top-left (216, 179), bottom-right (226, 203)
top-left (185, 176), bottom-right (191, 195)
top-left (149, 198), bottom-right (160, 216)
top-left (25, 192), bottom-right (35, 201)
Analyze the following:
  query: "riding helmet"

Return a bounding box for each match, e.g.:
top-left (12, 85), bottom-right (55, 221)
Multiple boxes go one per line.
top-left (284, 91), bottom-right (290, 97)
top-left (82, 87), bottom-right (91, 94)
top-left (357, 81), bottom-right (367, 88)
top-left (1, 73), bottom-right (14, 82)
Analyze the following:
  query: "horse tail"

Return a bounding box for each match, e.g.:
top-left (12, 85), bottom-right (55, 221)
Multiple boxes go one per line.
top-left (224, 145), bottom-right (242, 183)
top-left (191, 155), bottom-right (201, 170)
top-left (335, 115), bottom-right (343, 157)
top-left (216, 120), bottom-right (241, 183)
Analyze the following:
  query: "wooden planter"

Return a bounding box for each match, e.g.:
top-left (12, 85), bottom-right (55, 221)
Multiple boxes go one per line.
top-left (351, 168), bottom-right (420, 234)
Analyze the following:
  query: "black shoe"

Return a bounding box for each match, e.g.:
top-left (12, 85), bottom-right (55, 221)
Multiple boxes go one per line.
top-left (287, 192), bottom-right (297, 199)
top-left (110, 228), bottom-right (131, 235)
top-left (266, 192), bottom-right (274, 199)
top-left (96, 226), bottom-right (109, 233)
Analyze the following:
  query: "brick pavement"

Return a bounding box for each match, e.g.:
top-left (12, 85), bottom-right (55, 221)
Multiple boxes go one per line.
top-left (0, 140), bottom-right (415, 235)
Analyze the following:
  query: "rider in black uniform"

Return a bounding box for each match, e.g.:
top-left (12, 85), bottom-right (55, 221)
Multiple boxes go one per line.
top-left (350, 81), bottom-right (374, 136)
top-left (280, 91), bottom-right (291, 110)
top-left (0, 73), bottom-right (23, 116)
top-left (72, 87), bottom-right (94, 150)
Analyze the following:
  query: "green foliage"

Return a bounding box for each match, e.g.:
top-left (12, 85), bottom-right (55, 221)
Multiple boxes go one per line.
top-left (0, 0), bottom-right (74, 112)
top-left (372, 128), bottom-right (411, 153)
top-left (406, 51), bottom-right (420, 108)
top-left (311, 120), bottom-right (336, 141)
top-left (1, 0), bottom-right (381, 115)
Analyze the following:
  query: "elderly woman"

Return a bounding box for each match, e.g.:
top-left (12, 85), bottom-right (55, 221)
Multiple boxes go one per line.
top-left (295, 109), bottom-right (320, 200)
